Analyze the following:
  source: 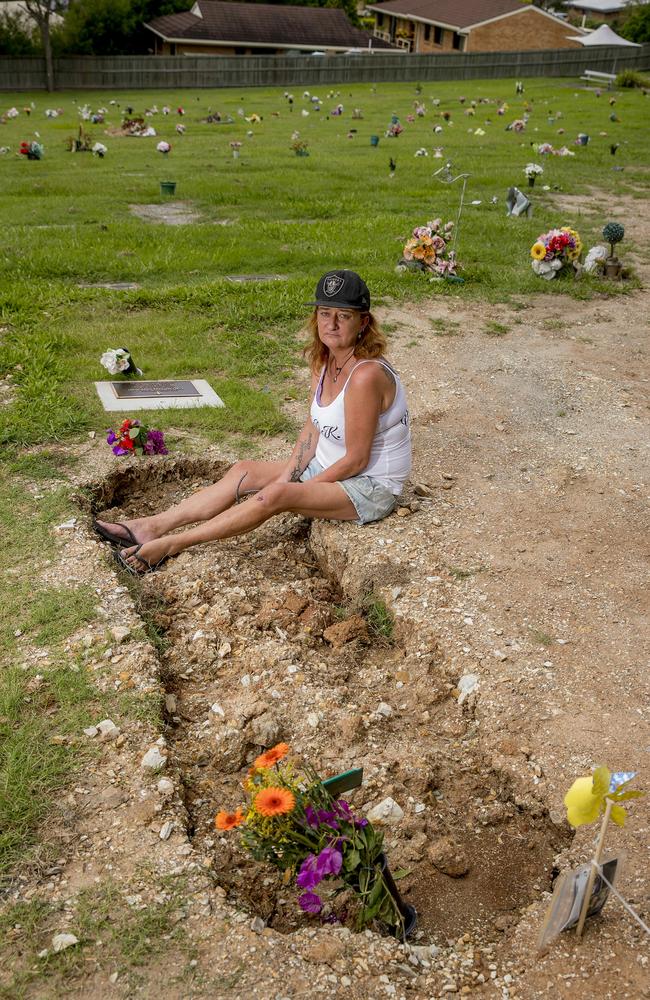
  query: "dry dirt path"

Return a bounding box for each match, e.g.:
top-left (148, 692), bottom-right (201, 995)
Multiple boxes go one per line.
top-left (3, 191), bottom-right (649, 999)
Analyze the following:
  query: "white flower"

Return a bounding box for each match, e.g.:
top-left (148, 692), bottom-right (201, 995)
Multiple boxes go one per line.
top-left (176, 124), bottom-right (185, 134)
top-left (92, 142), bottom-right (107, 157)
top-left (156, 140), bottom-right (171, 154)
top-left (100, 349), bottom-right (131, 375)
top-left (524, 162), bottom-right (543, 177)
top-left (474, 128), bottom-right (485, 136)
top-left (433, 125), bottom-right (443, 134)
top-left (584, 245), bottom-right (608, 274)
top-left (414, 147), bottom-right (428, 156)
top-left (6, 107), bottom-right (19, 118)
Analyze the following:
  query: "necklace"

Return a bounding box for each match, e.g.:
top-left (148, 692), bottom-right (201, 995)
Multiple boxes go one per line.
top-left (330, 349), bottom-right (356, 384)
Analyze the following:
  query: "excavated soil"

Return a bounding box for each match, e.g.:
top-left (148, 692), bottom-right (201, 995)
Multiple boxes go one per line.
top-left (92, 461), bottom-right (568, 943)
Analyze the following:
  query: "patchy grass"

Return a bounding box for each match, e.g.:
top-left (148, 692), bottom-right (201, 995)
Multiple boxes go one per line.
top-left (530, 627), bottom-right (555, 648)
top-left (362, 593), bottom-right (394, 642)
top-left (430, 317), bottom-right (462, 336)
top-left (484, 321), bottom-right (509, 337)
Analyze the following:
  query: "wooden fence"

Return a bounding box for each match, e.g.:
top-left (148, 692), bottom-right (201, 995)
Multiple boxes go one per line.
top-left (1, 46), bottom-right (648, 91)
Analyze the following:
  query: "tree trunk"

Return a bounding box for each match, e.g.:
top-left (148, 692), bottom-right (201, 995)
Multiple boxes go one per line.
top-left (41, 18), bottom-right (54, 92)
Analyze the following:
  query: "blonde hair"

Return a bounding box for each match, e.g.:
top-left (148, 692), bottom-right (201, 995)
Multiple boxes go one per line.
top-left (303, 309), bottom-right (388, 374)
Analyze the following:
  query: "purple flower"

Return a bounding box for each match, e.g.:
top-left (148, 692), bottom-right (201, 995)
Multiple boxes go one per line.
top-left (298, 891), bottom-right (322, 914)
top-left (112, 445), bottom-right (128, 455)
top-left (297, 854), bottom-right (322, 889)
top-left (316, 846), bottom-right (342, 877)
top-left (106, 430), bottom-right (117, 445)
top-left (145, 429), bottom-right (168, 455)
top-left (304, 805), bottom-right (339, 830)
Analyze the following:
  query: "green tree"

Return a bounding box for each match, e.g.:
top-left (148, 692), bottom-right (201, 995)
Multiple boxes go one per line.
top-left (11, 1), bottom-right (68, 91)
top-left (620, 1), bottom-right (650, 43)
top-left (0, 8), bottom-right (41, 54)
top-left (57, 0), bottom-right (190, 55)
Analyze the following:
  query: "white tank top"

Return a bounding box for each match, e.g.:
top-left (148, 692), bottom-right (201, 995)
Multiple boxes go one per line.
top-left (310, 359), bottom-right (411, 494)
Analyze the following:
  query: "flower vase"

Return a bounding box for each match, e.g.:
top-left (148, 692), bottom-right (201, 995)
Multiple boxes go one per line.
top-left (373, 852), bottom-right (418, 938)
top-left (528, 176), bottom-right (535, 188)
top-left (232, 150), bottom-right (239, 159)
top-left (604, 258), bottom-right (622, 279)
top-left (370, 135), bottom-right (379, 147)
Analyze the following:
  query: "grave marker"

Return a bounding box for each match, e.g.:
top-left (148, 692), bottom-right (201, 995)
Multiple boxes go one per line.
top-left (95, 378), bottom-right (224, 412)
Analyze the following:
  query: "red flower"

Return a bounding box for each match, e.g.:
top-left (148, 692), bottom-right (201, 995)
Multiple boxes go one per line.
top-left (121, 437), bottom-right (134, 450)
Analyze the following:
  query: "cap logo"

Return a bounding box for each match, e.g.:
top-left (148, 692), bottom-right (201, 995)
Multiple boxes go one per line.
top-left (323, 274), bottom-right (345, 297)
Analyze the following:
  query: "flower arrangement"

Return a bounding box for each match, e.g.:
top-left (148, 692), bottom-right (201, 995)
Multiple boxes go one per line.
top-left (399, 218), bottom-right (458, 277)
top-left (386, 121), bottom-right (403, 137)
top-left (106, 419), bottom-right (168, 457)
top-left (19, 140), bottom-right (44, 160)
top-left (524, 162), bottom-right (543, 179)
top-left (290, 134), bottom-right (309, 156)
top-left (215, 743), bottom-right (415, 936)
top-left (100, 348), bottom-right (141, 377)
top-left (530, 227), bottom-right (582, 279)
top-left (176, 124), bottom-right (185, 135)
top-left (156, 140), bottom-right (171, 154)
top-left (92, 142), bottom-right (107, 158)
top-left (534, 142), bottom-right (575, 157)
top-left (414, 147), bottom-right (428, 157)
top-left (230, 140), bottom-right (242, 159)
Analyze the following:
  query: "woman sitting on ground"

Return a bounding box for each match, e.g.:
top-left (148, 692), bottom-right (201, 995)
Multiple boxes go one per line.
top-left (94, 269), bottom-right (411, 574)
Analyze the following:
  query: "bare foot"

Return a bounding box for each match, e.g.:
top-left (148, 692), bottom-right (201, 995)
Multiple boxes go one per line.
top-left (121, 537), bottom-right (178, 573)
top-left (95, 518), bottom-right (159, 545)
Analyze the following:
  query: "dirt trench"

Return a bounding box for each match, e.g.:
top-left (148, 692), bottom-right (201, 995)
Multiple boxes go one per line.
top-left (87, 457), bottom-right (570, 946)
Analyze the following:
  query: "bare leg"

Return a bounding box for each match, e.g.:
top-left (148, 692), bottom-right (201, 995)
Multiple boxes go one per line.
top-left (96, 459), bottom-right (286, 545)
top-left (121, 480), bottom-right (358, 572)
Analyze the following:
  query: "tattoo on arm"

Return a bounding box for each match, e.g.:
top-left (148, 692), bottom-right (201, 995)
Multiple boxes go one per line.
top-left (290, 432), bottom-right (313, 482)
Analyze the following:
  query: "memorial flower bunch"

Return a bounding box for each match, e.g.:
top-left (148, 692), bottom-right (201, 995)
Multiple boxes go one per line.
top-left (106, 419), bottom-right (168, 457)
top-left (524, 162), bottom-right (543, 179)
top-left (215, 743), bottom-right (409, 934)
top-left (401, 218), bottom-right (458, 277)
top-left (100, 347), bottom-right (141, 377)
top-left (530, 226), bottom-right (582, 280)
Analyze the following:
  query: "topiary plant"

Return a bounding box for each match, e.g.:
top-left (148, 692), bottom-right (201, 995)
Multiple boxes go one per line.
top-left (602, 221), bottom-right (625, 260)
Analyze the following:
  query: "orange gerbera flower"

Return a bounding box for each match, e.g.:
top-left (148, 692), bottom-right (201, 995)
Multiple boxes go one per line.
top-left (254, 742), bottom-right (290, 770)
top-left (254, 787), bottom-right (295, 817)
top-left (215, 808), bottom-right (244, 831)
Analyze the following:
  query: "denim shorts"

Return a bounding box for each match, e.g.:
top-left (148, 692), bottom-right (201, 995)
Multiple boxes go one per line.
top-left (300, 458), bottom-right (397, 525)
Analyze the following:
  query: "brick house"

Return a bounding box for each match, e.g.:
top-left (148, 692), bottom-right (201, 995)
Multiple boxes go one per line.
top-left (366, 0), bottom-right (585, 52)
top-left (564, 0), bottom-right (631, 26)
top-left (145, 0), bottom-right (396, 55)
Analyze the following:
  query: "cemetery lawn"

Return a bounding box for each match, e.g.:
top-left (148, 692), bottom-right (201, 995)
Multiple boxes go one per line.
top-left (0, 77), bottom-right (648, 959)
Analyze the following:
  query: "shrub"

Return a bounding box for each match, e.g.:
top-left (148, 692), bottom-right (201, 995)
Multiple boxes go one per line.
top-left (616, 69), bottom-right (650, 89)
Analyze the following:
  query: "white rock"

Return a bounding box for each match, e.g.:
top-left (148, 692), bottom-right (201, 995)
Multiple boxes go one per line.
top-left (365, 797), bottom-right (404, 825)
top-left (414, 803), bottom-right (426, 814)
top-left (52, 933), bottom-right (78, 952)
top-left (306, 712), bottom-right (319, 728)
top-left (83, 726), bottom-right (98, 738)
top-left (376, 702), bottom-right (393, 718)
top-left (250, 916), bottom-right (265, 933)
top-left (56, 518), bottom-right (77, 530)
top-left (141, 747), bottom-right (167, 771)
top-left (97, 719), bottom-right (120, 740)
top-left (218, 640), bottom-right (232, 658)
top-left (110, 626), bottom-right (131, 644)
top-left (240, 674), bottom-right (251, 687)
top-left (210, 703), bottom-right (225, 717)
top-left (157, 777), bottom-right (174, 796)
top-left (159, 821), bottom-right (174, 841)
top-left (457, 674), bottom-right (479, 704)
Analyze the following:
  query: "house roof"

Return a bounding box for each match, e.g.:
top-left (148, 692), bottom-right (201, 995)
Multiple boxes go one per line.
top-left (366, 0), bottom-right (528, 30)
top-left (145, 0), bottom-right (394, 49)
top-left (565, 0), bottom-right (629, 11)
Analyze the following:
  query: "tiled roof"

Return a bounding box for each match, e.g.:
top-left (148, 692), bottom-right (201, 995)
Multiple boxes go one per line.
top-left (367, 0), bottom-right (532, 30)
top-left (146, 0), bottom-right (394, 48)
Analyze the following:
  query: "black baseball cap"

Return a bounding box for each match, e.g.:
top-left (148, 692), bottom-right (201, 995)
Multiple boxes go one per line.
top-left (307, 270), bottom-right (370, 311)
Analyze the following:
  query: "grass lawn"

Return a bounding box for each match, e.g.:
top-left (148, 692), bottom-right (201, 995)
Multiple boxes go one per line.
top-left (0, 76), bottom-right (647, 885)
